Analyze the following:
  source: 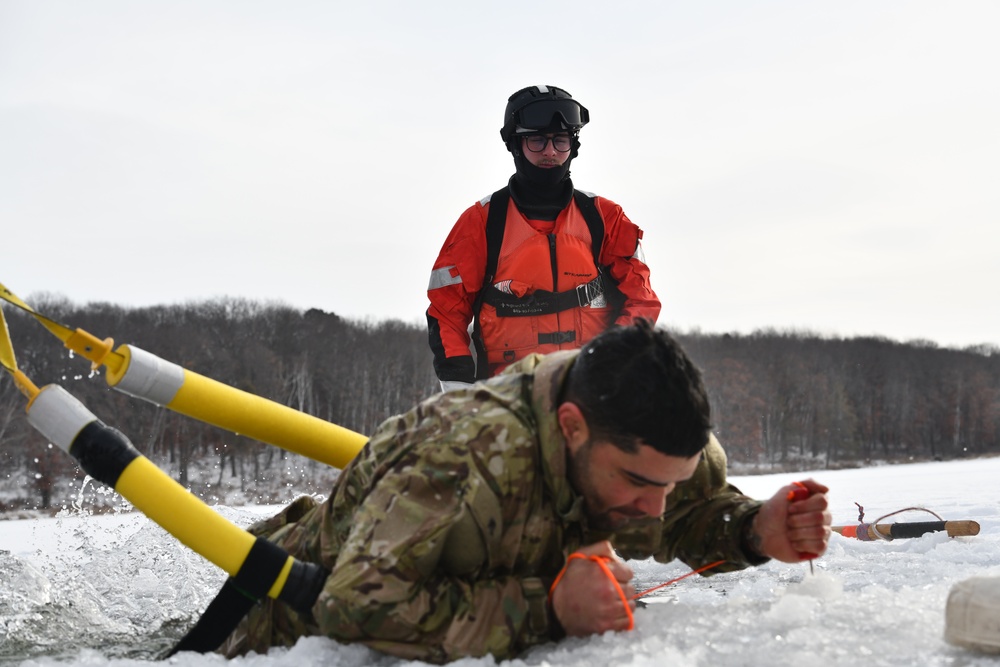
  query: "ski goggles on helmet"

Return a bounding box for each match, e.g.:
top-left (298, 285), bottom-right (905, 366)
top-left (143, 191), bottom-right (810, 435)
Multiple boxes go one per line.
top-left (513, 98), bottom-right (590, 134)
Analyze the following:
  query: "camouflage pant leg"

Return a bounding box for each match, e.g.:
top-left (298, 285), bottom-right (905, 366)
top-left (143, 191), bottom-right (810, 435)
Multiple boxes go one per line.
top-left (218, 597), bottom-right (320, 658)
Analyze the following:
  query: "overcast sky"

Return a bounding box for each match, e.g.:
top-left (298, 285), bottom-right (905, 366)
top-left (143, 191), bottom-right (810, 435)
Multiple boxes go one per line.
top-left (2, 1), bottom-right (998, 351)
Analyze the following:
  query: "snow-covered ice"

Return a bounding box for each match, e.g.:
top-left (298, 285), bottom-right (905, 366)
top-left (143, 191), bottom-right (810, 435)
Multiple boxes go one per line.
top-left (1, 457), bottom-right (998, 667)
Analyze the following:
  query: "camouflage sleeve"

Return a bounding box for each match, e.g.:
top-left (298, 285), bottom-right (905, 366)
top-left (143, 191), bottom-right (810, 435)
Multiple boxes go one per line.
top-left (612, 434), bottom-right (767, 573)
top-left (311, 433), bottom-right (551, 663)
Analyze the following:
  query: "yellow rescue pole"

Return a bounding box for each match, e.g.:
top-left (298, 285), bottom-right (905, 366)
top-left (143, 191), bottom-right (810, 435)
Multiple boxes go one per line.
top-left (1, 282), bottom-right (366, 469)
top-left (1, 307), bottom-right (325, 621)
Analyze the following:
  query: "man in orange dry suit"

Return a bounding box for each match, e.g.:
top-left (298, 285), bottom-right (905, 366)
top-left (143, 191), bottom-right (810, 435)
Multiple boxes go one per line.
top-left (426, 85), bottom-right (661, 391)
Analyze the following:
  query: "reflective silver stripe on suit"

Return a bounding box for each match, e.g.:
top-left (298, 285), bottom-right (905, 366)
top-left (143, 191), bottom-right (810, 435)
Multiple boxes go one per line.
top-left (429, 266), bottom-right (464, 290)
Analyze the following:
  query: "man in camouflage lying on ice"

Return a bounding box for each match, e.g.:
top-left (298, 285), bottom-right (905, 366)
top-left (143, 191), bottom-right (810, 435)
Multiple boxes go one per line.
top-left (217, 319), bottom-right (831, 662)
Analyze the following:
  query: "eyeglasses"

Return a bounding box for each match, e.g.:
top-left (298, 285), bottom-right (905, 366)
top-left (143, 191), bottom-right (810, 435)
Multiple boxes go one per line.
top-left (522, 134), bottom-right (573, 153)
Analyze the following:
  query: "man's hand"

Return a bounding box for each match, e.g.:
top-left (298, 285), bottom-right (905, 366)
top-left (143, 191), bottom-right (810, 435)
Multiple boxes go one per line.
top-left (748, 479), bottom-right (832, 563)
top-left (549, 541), bottom-right (636, 636)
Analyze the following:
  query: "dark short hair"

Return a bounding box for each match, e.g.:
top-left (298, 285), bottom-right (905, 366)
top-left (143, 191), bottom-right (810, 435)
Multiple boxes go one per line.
top-left (562, 320), bottom-right (712, 457)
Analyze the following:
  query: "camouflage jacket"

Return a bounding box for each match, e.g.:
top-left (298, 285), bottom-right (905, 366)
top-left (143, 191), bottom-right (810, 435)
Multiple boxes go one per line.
top-left (220, 350), bottom-right (765, 663)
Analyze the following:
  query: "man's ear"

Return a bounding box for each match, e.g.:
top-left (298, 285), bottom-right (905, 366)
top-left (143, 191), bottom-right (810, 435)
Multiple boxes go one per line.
top-left (557, 402), bottom-right (590, 453)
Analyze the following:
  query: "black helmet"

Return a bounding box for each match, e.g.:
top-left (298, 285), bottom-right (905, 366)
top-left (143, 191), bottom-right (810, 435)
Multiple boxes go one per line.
top-left (499, 85), bottom-right (590, 147)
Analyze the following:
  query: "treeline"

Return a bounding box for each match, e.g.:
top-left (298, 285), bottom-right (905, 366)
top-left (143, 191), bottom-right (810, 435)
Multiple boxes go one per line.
top-left (680, 332), bottom-right (1000, 469)
top-left (1, 297), bottom-right (998, 511)
top-left (0, 296), bottom-right (437, 511)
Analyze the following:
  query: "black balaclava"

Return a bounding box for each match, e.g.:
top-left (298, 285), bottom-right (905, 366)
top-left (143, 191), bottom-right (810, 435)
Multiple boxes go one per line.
top-left (508, 130), bottom-right (578, 221)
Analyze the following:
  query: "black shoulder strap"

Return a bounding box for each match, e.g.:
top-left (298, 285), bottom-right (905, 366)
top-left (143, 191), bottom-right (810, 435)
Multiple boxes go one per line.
top-left (574, 190), bottom-right (626, 318)
top-left (484, 186), bottom-right (510, 284)
top-left (572, 190), bottom-right (605, 263)
top-left (471, 187), bottom-right (510, 381)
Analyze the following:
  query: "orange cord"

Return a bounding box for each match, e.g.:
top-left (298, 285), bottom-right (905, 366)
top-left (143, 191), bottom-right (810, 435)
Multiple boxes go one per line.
top-left (548, 554), bottom-right (728, 631)
top-left (632, 559), bottom-right (725, 599)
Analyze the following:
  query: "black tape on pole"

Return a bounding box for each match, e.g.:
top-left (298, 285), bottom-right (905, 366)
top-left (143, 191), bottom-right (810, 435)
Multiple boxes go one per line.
top-left (168, 536), bottom-right (323, 656)
top-left (69, 421), bottom-right (140, 488)
top-left (165, 579), bottom-right (257, 656)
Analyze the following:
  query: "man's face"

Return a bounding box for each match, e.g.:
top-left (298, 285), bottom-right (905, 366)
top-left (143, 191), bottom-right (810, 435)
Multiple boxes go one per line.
top-left (520, 132), bottom-right (573, 169)
top-left (566, 432), bottom-right (702, 532)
